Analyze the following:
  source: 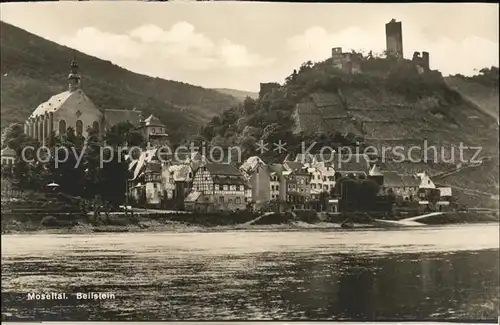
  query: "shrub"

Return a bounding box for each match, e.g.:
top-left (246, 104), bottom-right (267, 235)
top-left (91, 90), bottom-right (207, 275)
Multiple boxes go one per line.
top-left (40, 216), bottom-right (60, 227)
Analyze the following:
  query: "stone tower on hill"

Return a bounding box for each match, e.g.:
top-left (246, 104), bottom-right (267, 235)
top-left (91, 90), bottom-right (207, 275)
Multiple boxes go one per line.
top-left (385, 19), bottom-right (403, 59)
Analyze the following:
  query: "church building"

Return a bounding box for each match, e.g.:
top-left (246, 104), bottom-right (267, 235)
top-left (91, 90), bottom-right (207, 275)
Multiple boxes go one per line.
top-left (24, 58), bottom-right (143, 143)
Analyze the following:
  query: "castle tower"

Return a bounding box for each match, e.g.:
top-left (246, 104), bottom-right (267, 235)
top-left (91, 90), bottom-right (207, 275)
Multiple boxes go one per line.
top-left (385, 19), bottom-right (403, 59)
top-left (68, 58), bottom-right (81, 92)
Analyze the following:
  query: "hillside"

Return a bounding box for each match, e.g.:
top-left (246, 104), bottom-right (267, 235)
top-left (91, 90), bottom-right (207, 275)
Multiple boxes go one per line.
top-left (0, 21), bottom-right (239, 143)
top-left (213, 88), bottom-right (259, 101)
top-left (199, 57), bottom-right (499, 207)
top-left (445, 68), bottom-right (499, 123)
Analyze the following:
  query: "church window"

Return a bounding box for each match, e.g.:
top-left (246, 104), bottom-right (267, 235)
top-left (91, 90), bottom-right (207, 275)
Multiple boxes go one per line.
top-left (58, 120), bottom-right (67, 135)
top-left (76, 120), bottom-right (83, 136)
top-left (92, 121), bottom-right (100, 134)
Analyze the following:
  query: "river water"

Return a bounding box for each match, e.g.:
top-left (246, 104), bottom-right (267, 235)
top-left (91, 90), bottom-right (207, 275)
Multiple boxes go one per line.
top-left (1, 224), bottom-right (499, 321)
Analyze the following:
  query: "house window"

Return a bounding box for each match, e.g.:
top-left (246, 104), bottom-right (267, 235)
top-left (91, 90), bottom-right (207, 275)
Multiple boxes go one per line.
top-left (276, 185), bottom-right (279, 191)
top-left (219, 185), bottom-right (223, 191)
top-left (153, 183), bottom-right (157, 189)
top-left (219, 196), bottom-right (224, 203)
top-left (223, 185), bottom-right (228, 191)
top-left (236, 197), bottom-right (241, 204)
top-left (239, 185), bottom-right (244, 191)
top-left (228, 198), bottom-right (233, 204)
top-left (271, 185), bottom-right (275, 191)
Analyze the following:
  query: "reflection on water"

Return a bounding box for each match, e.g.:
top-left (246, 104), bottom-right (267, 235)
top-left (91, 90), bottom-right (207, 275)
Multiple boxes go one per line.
top-left (1, 224), bottom-right (499, 321)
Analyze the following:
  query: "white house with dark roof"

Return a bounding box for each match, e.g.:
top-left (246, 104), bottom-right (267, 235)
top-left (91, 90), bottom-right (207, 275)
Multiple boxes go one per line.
top-left (24, 58), bottom-right (142, 144)
top-left (1, 147), bottom-right (16, 166)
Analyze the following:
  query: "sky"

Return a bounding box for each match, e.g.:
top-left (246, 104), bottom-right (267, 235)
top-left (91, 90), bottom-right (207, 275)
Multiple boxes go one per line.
top-left (0, 2), bottom-right (498, 92)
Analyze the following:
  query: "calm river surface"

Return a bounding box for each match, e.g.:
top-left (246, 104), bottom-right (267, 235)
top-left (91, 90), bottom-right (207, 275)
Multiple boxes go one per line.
top-left (1, 223), bottom-right (499, 321)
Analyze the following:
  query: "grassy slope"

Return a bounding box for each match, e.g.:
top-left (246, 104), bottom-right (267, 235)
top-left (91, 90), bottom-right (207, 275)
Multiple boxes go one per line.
top-left (444, 75), bottom-right (499, 122)
top-left (0, 21), bottom-right (239, 142)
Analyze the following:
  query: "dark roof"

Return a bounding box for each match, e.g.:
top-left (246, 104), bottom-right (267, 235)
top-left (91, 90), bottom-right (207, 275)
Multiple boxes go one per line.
top-left (1, 147), bottom-right (16, 157)
top-left (401, 174), bottom-right (420, 187)
top-left (205, 163), bottom-right (243, 176)
top-left (144, 114), bottom-right (164, 127)
top-left (104, 109), bottom-right (142, 129)
top-left (267, 163), bottom-right (285, 175)
top-left (381, 171), bottom-right (404, 187)
top-left (285, 162), bottom-right (306, 171)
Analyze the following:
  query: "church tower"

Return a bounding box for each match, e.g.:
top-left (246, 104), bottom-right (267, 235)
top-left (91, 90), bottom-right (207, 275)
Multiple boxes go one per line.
top-left (68, 58), bottom-right (81, 92)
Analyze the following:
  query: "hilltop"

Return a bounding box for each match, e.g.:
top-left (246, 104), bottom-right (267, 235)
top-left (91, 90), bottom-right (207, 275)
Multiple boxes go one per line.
top-left (199, 56), bottom-right (499, 207)
top-left (0, 21), bottom-right (239, 143)
top-left (213, 88), bottom-right (259, 101)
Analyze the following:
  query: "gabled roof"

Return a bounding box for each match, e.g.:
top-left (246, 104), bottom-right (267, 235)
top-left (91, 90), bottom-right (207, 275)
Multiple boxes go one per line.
top-left (205, 163), bottom-right (243, 177)
top-left (1, 147), bottom-right (16, 157)
top-left (369, 164), bottom-right (383, 176)
top-left (144, 114), bottom-right (165, 127)
top-left (30, 91), bottom-right (74, 118)
top-left (267, 163), bottom-right (285, 175)
top-left (131, 148), bottom-right (158, 180)
top-left (240, 156), bottom-right (265, 173)
top-left (284, 161), bottom-right (306, 171)
top-left (381, 171), bottom-right (404, 187)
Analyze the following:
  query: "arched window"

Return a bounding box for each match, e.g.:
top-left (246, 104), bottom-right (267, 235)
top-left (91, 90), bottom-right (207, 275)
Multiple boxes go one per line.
top-left (92, 121), bottom-right (100, 135)
top-left (76, 120), bottom-right (83, 136)
top-left (58, 120), bottom-right (66, 135)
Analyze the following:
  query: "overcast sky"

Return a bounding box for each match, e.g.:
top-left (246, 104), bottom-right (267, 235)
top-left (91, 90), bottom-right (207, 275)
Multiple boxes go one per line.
top-left (1, 2), bottom-right (498, 92)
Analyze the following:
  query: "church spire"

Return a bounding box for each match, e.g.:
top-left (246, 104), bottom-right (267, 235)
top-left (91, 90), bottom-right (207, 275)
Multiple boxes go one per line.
top-left (68, 53), bottom-right (81, 92)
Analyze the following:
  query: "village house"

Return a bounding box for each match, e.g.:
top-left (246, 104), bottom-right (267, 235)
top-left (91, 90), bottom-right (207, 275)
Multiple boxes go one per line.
top-left (283, 162), bottom-right (311, 209)
top-left (240, 156), bottom-right (269, 208)
top-left (378, 171), bottom-right (405, 196)
top-left (189, 163), bottom-right (248, 212)
top-left (268, 164), bottom-right (287, 202)
top-left (136, 114), bottom-right (169, 146)
top-left (128, 148), bottom-right (161, 206)
top-left (1, 147), bottom-right (16, 166)
top-left (400, 174), bottom-right (421, 201)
